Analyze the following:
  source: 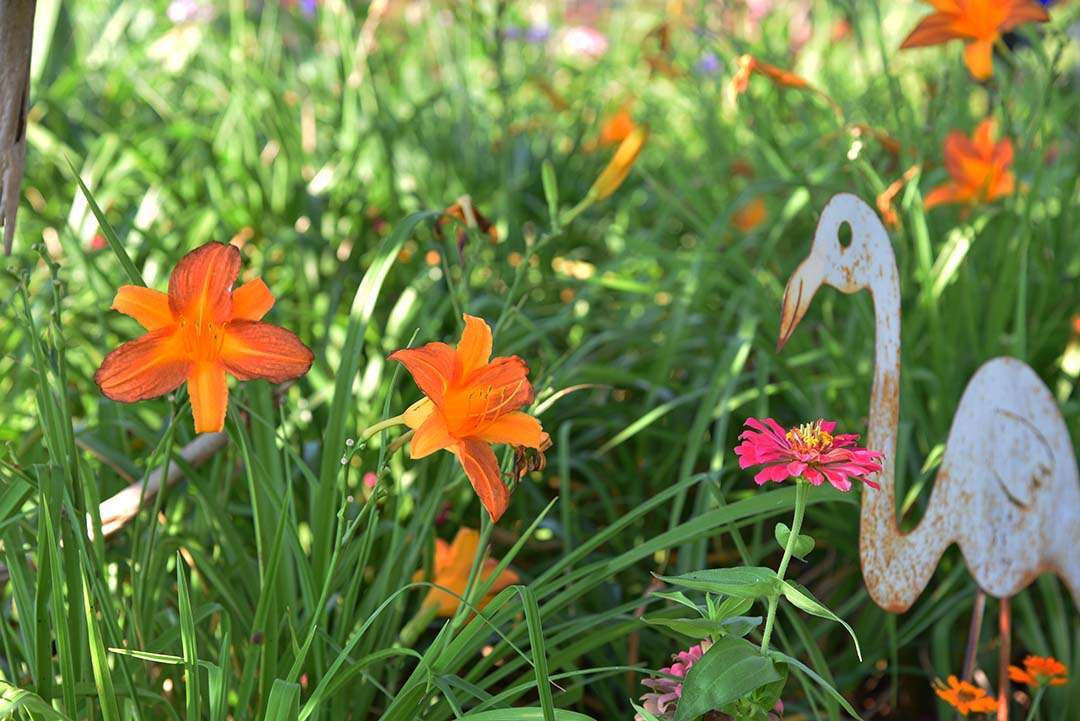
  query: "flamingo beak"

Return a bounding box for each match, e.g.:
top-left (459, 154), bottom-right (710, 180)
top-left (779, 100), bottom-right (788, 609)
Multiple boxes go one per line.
top-left (777, 257), bottom-right (823, 351)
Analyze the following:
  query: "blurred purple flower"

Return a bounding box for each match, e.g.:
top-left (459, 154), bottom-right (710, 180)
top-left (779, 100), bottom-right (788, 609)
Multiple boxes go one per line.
top-left (300, 0), bottom-right (318, 16)
top-left (695, 52), bottom-right (722, 75)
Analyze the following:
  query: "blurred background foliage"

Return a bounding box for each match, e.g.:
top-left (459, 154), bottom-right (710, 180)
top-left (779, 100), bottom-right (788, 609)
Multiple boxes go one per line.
top-left (0, 1), bottom-right (1077, 719)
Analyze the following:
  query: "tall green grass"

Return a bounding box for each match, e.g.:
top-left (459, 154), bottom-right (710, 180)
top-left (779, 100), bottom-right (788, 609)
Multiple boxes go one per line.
top-left (1, 1), bottom-right (1077, 720)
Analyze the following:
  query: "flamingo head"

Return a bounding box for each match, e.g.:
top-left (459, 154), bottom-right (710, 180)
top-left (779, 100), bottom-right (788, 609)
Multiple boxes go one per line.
top-left (778, 193), bottom-right (883, 350)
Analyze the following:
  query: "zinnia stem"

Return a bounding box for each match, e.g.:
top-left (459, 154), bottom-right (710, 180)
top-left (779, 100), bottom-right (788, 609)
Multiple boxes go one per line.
top-left (760, 480), bottom-right (809, 653)
top-left (1024, 687), bottom-right (1045, 721)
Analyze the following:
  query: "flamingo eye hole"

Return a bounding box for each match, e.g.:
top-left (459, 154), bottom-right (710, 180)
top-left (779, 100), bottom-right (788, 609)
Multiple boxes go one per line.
top-left (837, 220), bottom-right (853, 250)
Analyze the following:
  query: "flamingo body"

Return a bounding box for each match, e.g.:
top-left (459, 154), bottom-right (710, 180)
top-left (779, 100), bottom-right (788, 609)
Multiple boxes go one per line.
top-left (778, 193), bottom-right (1080, 613)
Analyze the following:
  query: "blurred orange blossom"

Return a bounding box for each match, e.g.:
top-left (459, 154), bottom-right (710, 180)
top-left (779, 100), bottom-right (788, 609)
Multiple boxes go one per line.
top-left (413, 528), bottom-right (519, 617)
top-left (900, 0), bottom-right (1049, 80)
top-left (925, 119), bottom-right (1015, 209)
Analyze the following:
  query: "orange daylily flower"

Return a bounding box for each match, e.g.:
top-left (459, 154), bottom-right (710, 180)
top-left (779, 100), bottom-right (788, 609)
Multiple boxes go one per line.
top-left (598, 105), bottom-right (637, 146)
top-left (413, 527), bottom-right (519, 617)
top-left (587, 125), bottom-right (648, 203)
top-left (900, 0), bottom-right (1049, 80)
top-left (733, 196), bottom-right (767, 232)
top-left (390, 314), bottom-right (548, 522)
top-left (95, 242), bottom-right (314, 433)
top-left (925, 119), bottom-right (1015, 209)
top-left (1008, 655), bottom-right (1069, 688)
top-left (933, 676), bottom-right (998, 716)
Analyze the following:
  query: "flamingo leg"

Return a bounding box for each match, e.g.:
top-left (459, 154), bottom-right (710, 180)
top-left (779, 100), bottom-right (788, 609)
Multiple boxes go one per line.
top-left (998, 596), bottom-right (1011, 721)
top-left (963, 591), bottom-right (987, 682)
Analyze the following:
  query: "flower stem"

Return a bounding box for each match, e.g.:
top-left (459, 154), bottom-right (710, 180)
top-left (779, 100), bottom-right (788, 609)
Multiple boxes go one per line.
top-left (398, 601), bottom-right (439, 648)
top-left (1024, 687), bottom-right (1045, 721)
top-left (360, 413), bottom-right (406, 440)
top-left (760, 480), bottom-right (809, 653)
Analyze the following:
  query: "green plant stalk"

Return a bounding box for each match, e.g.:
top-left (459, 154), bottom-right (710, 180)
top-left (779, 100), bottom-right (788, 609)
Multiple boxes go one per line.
top-left (1024, 687), bottom-right (1045, 721)
top-left (760, 480), bottom-right (809, 653)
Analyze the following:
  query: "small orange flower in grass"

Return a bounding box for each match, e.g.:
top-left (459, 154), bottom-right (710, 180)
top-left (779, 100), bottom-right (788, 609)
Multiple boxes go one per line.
top-left (925, 119), bottom-right (1015, 210)
top-left (413, 528), bottom-right (519, 617)
top-left (934, 676), bottom-right (998, 716)
top-left (733, 196), bottom-right (767, 232)
top-left (95, 242), bottom-right (313, 433)
top-left (390, 314), bottom-right (548, 522)
top-left (1009, 655), bottom-right (1068, 688)
top-left (598, 104), bottom-right (636, 147)
top-left (900, 0), bottom-right (1049, 80)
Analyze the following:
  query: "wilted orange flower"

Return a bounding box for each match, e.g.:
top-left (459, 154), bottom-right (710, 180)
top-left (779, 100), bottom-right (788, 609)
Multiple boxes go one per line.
top-left (413, 528), bottom-right (519, 617)
top-left (96, 242), bottom-right (313, 433)
top-left (587, 125), bottom-right (648, 202)
top-left (900, 0), bottom-right (1049, 80)
top-left (876, 164), bottom-right (922, 227)
top-left (731, 54), bottom-right (810, 94)
top-left (1008, 655), bottom-right (1068, 688)
top-left (925, 119), bottom-right (1014, 209)
top-left (729, 54), bottom-right (839, 114)
top-left (934, 676), bottom-right (997, 716)
top-left (733, 196), bottom-right (767, 232)
top-left (390, 315), bottom-right (548, 522)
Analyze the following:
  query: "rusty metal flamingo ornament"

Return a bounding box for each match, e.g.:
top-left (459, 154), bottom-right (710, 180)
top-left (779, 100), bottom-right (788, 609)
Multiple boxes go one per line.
top-left (776, 192), bottom-right (1079, 718)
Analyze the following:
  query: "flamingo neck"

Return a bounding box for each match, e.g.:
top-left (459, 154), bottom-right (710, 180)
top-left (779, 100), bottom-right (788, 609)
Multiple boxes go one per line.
top-left (859, 235), bottom-right (945, 612)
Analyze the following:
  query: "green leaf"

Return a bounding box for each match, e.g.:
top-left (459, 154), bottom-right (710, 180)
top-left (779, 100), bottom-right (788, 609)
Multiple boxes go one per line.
top-left (650, 590), bottom-right (701, 613)
top-left (769, 650), bottom-right (865, 720)
top-left (264, 679), bottom-right (301, 721)
top-left (673, 636), bottom-right (784, 721)
top-left (780, 581), bottom-right (862, 660)
top-left (0, 680), bottom-right (75, 720)
top-left (774, 523), bottom-right (814, 560)
top-left (713, 596), bottom-right (754, 621)
top-left (457, 711), bottom-right (597, 721)
top-left (642, 616), bottom-right (725, 639)
top-left (518, 587), bottom-right (556, 721)
top-left (541, 159), bottom-right (560, 229)
top-left (658, 567), bottom-right (780, 599)
top-left (66, 158), bottom-right (144, 286)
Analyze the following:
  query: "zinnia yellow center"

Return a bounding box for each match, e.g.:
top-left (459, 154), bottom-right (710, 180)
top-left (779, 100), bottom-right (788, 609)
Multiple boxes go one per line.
top-left (786, 421), bottom-right (833, 452)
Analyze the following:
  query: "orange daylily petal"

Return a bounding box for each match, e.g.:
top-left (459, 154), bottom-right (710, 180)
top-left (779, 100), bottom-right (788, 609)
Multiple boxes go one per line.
top-left (168, 242), bottom-right (241, 325)
top-left (963, 38), bottom-right (994, 80)
top-left (1002, 2), bottom-right (1049, 31)
top-left (95, 328), bottom-right (190, 402)
top-left (445, 357), bottom-right (534, 437)
top-left (411, 411), bottom-right (455, 459)
top-left (972, 119), bottom-right (996, 155)
top-left (478, 411), bottom-right (546, 448)
top-left (231, 278), bottom-right (275, 321)
top-left (588, 125), bottom-right (648, 202)
top-left (188, 362), bottom-right (228, 433)
top-left (111, 285), bottom-right (174, 330)
top-left (943, 131), bottom-right (980, 180)
top-left (389, 342), bottom-right (458, 405)
top-left (453, 439), bottom-right (509, 522)
top-left (991, 136), bottom-right (1013, 168)
top-left (457, 314), bottom-right (493, 378)
top-left (901, 12), bottom-right (962, 47)
top-left (924, 182), bottom-right (966, 209)
top-left (220, 321), bottom-right (314, 383)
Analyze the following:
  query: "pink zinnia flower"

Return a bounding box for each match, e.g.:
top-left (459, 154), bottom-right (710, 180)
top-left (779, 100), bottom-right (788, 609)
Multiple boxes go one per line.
top-left (734, 418), bottom-right (883, 492)
top-left (636, 641), bottom-right (711, 720)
